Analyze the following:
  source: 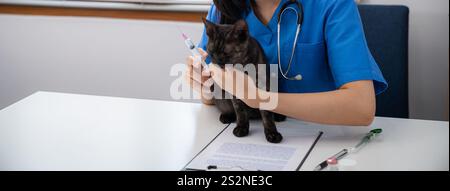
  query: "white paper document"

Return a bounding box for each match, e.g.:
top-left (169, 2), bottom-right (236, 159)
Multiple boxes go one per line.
top-left (185, 121), bottom-right (320, 171)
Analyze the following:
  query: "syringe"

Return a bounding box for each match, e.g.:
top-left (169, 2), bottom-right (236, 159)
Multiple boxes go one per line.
top-left (180, 32), bottom-right (209, 69)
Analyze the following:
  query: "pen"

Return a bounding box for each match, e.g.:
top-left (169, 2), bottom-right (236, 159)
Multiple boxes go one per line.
top-left (297, 131), bottom-right (323, 171)
top-left (314, 128), bottom-right (382, 171)
top-left (207, 165), bottom-right (261, 171)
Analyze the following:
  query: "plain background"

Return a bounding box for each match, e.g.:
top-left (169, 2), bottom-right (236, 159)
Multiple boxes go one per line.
top-left (0, 0), bottom-right (448, 121)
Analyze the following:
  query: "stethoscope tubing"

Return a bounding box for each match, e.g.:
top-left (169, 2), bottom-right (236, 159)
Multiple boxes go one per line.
top-left (276, 0), bottom-right (304, 81)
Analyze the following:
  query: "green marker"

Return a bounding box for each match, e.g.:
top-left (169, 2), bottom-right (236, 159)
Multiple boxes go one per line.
top-left (350, 128), bottom-right (383, 153)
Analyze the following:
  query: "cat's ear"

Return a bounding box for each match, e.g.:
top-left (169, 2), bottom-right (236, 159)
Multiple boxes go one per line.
top-left (202, 17), bottom-right (216, 37)
top-left (233, 20), bottom-right (249, 41)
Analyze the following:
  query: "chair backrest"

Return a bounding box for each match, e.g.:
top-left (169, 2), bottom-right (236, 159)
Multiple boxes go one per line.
top-left (358, 5), bottom-right (410, 118)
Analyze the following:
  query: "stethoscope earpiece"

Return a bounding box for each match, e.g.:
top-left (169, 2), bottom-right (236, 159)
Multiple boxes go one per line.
top-left (294, 74), bottom-right (303, 81)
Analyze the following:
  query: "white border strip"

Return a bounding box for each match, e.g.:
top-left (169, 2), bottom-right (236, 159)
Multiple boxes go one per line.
top-left (0, 0), bottom-right (210, 12)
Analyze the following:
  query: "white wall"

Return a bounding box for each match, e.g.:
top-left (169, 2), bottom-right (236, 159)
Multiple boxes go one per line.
top-left (0, 14), bottom-right (204, 108)
top-left (0, 0), bottom-right (449, 121)
top-left (360, 0), bottom-right (449, 120)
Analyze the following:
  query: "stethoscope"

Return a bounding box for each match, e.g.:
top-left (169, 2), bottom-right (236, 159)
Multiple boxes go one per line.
top-left (277, 0), bottom-right (304, 80)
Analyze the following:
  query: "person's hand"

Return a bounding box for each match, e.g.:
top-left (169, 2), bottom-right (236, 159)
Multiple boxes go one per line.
top-left (185, 48), bottom-right (214, 104)
top-left (209, 64), bottom-right (261, 108)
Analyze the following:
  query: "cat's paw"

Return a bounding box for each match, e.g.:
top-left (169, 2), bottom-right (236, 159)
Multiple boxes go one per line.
top-left (233, 126), bottom-right (249, 137)
top-left (219, 113), bottom-right (236, 124)
top-left (274, 113), bottom-right (287, 122)
top-left (265, 131), bottom-right (283, 143)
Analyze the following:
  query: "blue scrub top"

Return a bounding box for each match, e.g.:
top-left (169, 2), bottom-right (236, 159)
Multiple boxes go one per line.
top-left (198, 0), bottom-right (388, 94)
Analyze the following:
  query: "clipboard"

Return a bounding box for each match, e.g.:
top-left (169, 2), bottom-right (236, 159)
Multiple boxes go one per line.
top-left (182, 122), bottom-right (323, 171)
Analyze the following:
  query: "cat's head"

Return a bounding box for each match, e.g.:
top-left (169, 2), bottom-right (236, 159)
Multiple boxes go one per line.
top-left (203, 18), bottom-right (251, 67)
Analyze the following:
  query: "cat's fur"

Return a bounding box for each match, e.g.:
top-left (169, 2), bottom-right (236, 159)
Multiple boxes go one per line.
top-left (203, 18), bottom-right (286, 143)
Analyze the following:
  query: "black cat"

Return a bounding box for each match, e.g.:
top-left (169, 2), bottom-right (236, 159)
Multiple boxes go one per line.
top-left (203, 18), bottom-right (286, 143)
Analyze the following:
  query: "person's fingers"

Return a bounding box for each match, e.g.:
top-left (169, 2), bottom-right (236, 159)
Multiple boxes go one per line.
top-left (202, 77), bottom-right (214, 93)
top-left (208, 64), bottom-right (217, 79)
top-left (185, 54), bottom-right (214, 97)
top-left (192, 55), bottom-right (202, 69)
top-left (198, 48), bottom-right (208, 59)
top-left (186, 67), bottom-right (206, 85)
top-left (192, 73), bottom-right (203, 85)
top-left (186, 56), bottom-right (194, 67)
top-left (185, 72), bottom-right (197, 89)
top-left (184, 71), bottom-right (191, 84)
top-left (184, 72), bottom-right (191, 87)
top-left (209, 65), bottom-right (252, 97)
top-left (186, 57), bottom-right (194, 76)
top-left (185, 55), bottom-right (204, 79)
top-left (209, 64), bottom-right (224, 89)
top-left (186, 59), bottom-right (193, 76)
top-left (202, 69), bottom-right (211, 77)
top-left (208, 63), bottom-right (217, 75)
top-left (186, 74), bottom-right (206, 93)
top-left (189, 55), bottom-right (204, 76)
top-left (186, 74), bottom-right (213, 98)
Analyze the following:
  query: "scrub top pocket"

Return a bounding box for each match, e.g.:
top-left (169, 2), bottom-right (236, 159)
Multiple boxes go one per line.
top-left (279, 41), bottom-right (335, 93)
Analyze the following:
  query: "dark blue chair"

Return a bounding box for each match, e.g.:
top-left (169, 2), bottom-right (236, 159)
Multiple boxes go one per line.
top-left (358, 5), bottom-right (410, 118)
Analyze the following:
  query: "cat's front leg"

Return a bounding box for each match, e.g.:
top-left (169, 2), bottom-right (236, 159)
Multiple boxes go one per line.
top-left (274, 113), bottom-right (287, 122)
top-left (231, 98), bottom-right (250, 137)
top-left (260, 110), bottom-right (283, 143)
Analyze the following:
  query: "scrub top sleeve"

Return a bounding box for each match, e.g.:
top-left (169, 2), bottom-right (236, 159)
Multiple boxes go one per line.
top-left (325, 0), bottom-right (388, 95)
top-left (198, 4), bottom-right (220, 64)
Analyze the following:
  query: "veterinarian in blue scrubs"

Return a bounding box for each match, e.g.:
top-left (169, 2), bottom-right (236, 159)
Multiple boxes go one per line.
top-left (186, 0), bottom-right (387, 126)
